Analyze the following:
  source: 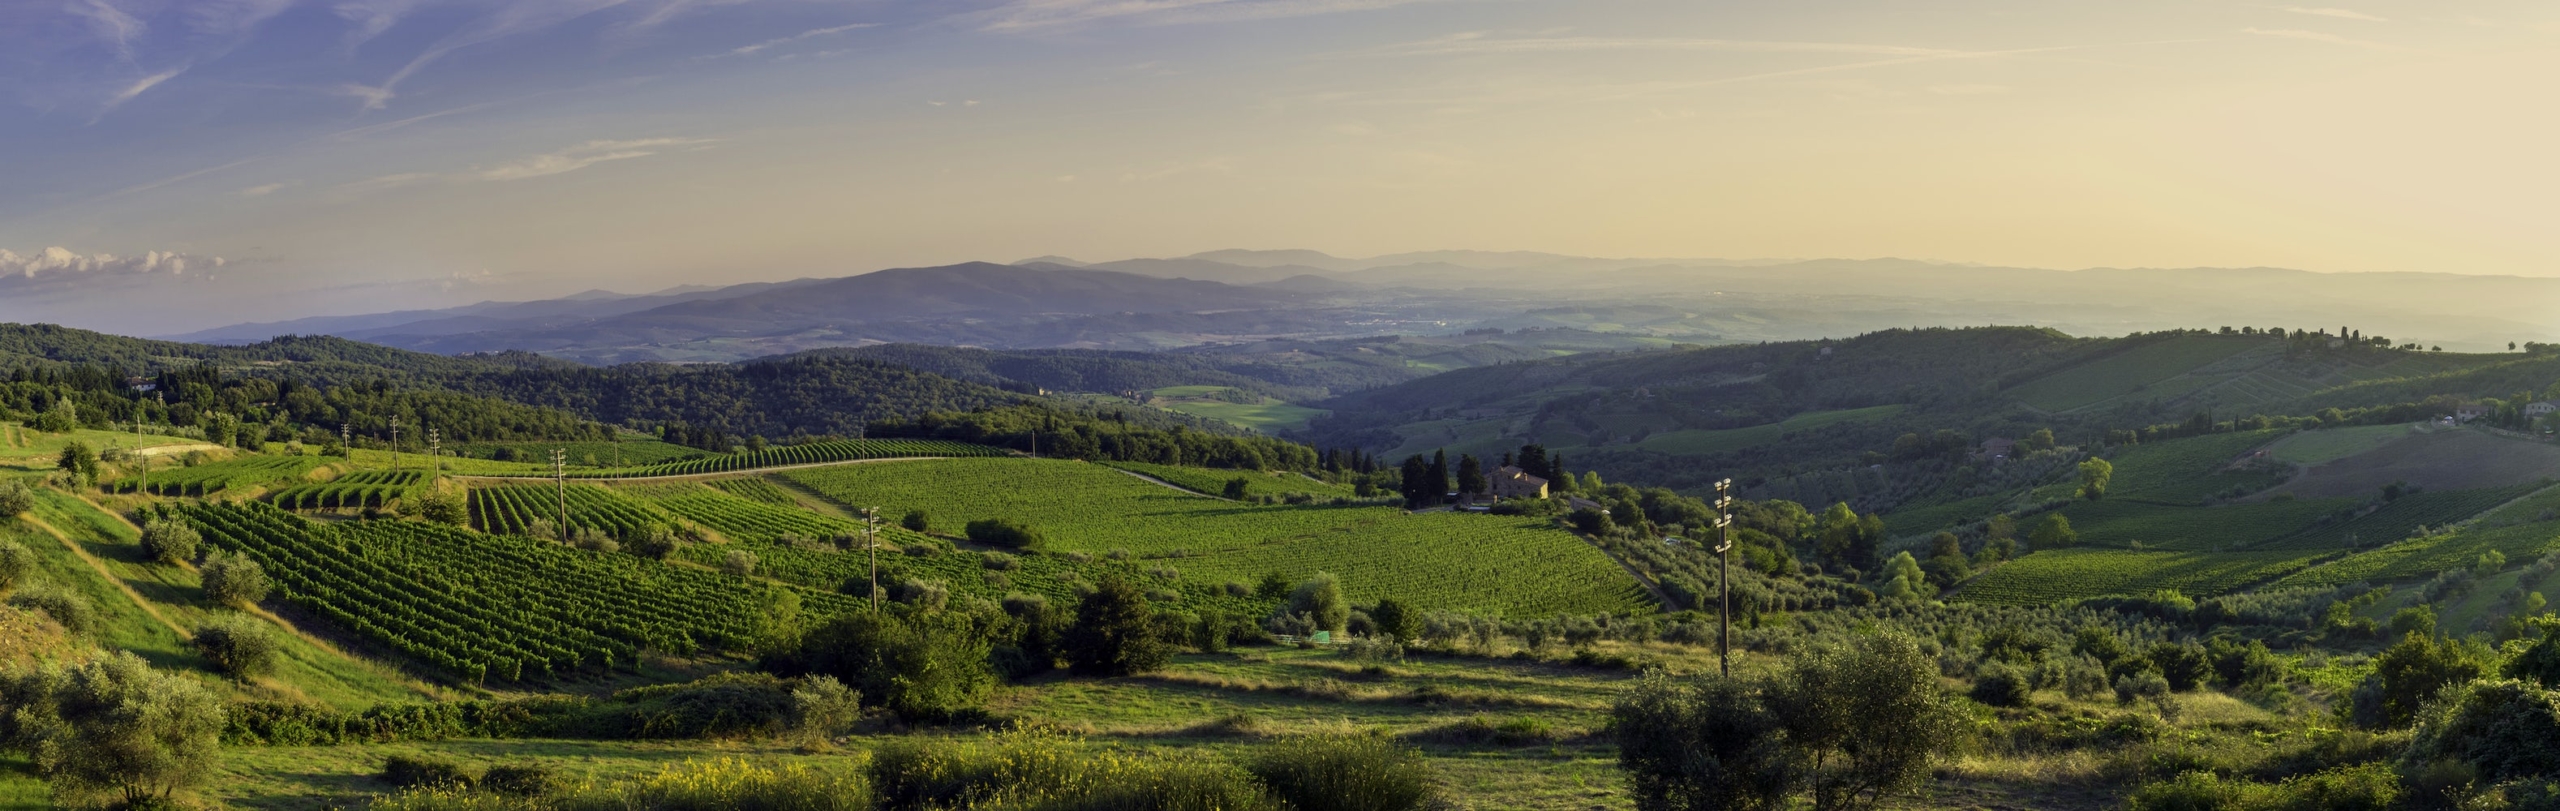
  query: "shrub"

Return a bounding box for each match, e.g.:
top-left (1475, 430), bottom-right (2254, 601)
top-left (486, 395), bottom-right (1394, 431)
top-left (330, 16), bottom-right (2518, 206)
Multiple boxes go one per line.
top-left (478, 764), bottom-right (555, 797)
top-left (902, 509), bottom-right (931, 533)
top-left (193, 613), bottom-right (281, 680)
top-left (0, 539), bottom-right (33, 597)
top-left (414, 490), bottom-right (467, 526)
top-left (1288, 573), bottom-right (1350, 634)
top-left (2354, 632), bottom-right (2493, 729)
top-left (137, 519), bottom-right (199, 565)
top-left (980, 551), bottom-right (1019, 571)
top-left (198, 549), bottom-right (270, 607)
top-left (1341, 636), bottom-right (1405, 666)
top-left (380, 754), bottom-right (475, 790)
top-left (764, 608), bottom-right (994, 723)
top-left (1248, 734), bottom-right (1435, 811)
top-left (6, 585), bottom-right (95, 637)
top-left (0, 652), bottom-right (224, 806)
top-left (872, 731), bottom-right (1268, 811)
top-left (2116, 671), bottom-right (2172, 705)
top-left (369, 758), bottom-right (869, 811)
top-left (2402, 678), bottom-right (2560, 785)
top-left (722, 550), bottom-right (759, 576)
top-left (1370, 598), bottom-right (1415, 643)
top-left (620, 524), bottom-right (677, 560)
top-left (0, 479), bottom-right (33, 519)
top-left (1064, 576), bottom-right (1169, 677)
top-left (1970, 665), bottom-right (2033, 707)
top-left (965, 518), bottom-right (1045, 550)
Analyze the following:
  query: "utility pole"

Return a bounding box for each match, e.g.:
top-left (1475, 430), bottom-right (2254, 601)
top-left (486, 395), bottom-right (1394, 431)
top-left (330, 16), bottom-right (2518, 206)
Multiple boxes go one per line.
top-left (340, 423), bottom-right (351, 460)
top-left (862, 507), bottom-right (880, 610)
top-left (613, 431), bottom-right (622, 468)
top-left (1714, 478), bottom-right (1735, 678)
top-left (427, 428), bottom-right (440, 484)
top-left (551, 448), bottom-right (568, 538)
top-left (1030, 430), bottom-right (1037, 459)
top-left (389, 417), bottom-right (402, 474)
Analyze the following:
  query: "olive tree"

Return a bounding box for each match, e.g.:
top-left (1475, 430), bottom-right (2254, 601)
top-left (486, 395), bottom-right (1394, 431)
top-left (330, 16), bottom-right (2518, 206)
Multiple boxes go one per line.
top-left (1288, 572), bottom-right (1350, 634)
top-left (0, 540), bottom-right (34, 598)
top-left (198, 549), bottom-right (269, 607)
top-left (0, 478), bottom-right (34, 519)
top-left (0, 652), bottom-right (225, 807)
top-left (137, 519), bottom-right (199, 566)
top-left (1615, 634), bottom-right (1966, 811)
top-left (192, 613), bottom-right (281, 681)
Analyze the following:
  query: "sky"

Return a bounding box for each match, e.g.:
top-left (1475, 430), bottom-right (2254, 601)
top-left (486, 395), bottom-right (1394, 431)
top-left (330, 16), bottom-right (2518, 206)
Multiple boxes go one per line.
top-left (3, 0), bottom-right (2558, 333)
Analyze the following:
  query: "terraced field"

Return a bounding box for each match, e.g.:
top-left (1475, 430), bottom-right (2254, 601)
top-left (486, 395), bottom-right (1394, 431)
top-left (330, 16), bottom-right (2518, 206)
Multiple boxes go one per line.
top-left (1958, 549), bottom-right (2330, 605)
top-left (267, 471), bottom-right (428, 510)
top-left (105, 454), bottom-right (323, 496)
top-left (782, 458), bottom-right (1651, 616)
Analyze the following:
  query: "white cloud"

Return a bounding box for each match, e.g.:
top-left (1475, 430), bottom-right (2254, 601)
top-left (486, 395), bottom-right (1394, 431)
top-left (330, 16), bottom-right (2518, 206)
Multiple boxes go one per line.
top-left (723, 22), bottom-right (877, 57)
top-left (69, 0), bottom-right (146, 60)
top-left (474, 138), bottom-right (715, 181)
top-left (0, 247), bottom-right (227, 294)
top-left (239, 182), bottom-right (291, 196)
top-left (969, 0), bottom-right (1460, 33)
top-left (1358, 35), bottom-right (1968, 59)
top-left (101, 66), bottom-right (186, 112)
top-left (2283, 7), bottom-right (2388, 23)
top-left (2243, 27), bottom-right (2405, 51)
top-left (339, 172), bottom-right (438, 191)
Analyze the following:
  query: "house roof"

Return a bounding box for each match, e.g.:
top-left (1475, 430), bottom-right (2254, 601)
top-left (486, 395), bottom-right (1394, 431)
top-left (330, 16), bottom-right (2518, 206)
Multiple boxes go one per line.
top-left (1493, 465), bottom-right (1549, 486)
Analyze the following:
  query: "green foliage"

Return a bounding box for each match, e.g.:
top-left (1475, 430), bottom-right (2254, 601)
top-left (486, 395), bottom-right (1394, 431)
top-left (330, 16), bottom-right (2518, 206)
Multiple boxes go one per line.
top-left (1369, 598), bottom-right (1414, 642)
top-left (0, 539), bottom-right (32, 597)
top-left (176, 501), bottom-right (850, 681)
top-left (105, 455), bottom-right (322, 497)
top-left (0, 478), bottom-right (31, 519)
top-left (766, 607), bottom-right (995, 723)
top-left (367, 757), bottom-right (869, 811)
top-left (1614, 635), bottom-right (1966, 811)
top-left (1970, 665), bottom-right (2032, 707)
top-left (2030, 513), bottom-right (2077, 551)
top-left (267, 470), bottom-right (428, 511)
top-left (1247, 734), bottom-right (1435, 811)
top-left (136, 518), bottom-right (199, 565)
top-left (0, 652), bottom-right (224, 807)
top-left (192, 612), bottom-right (281, 681)
top-left (2355, 632), bottom-right (2495, 729)
top-left (2079, 457), bottom-right (2114, 500)
top-left (381, 754), bottom-right (475, 791)
top-left (1064, 577), bottom-right (1169, 677)
top-left (965, 518), bottom-right (1046, 551)
top-left (1874, 551), bottom-right (1932, 602)
top-left (871, 730), bottom-right (1273, 811)
top-left (2506, 626), bottom-right (2560, 690)
top-left (468, 483), bottom-right (675, 539)
top-left (903, 509), bottom-right (931, 533)
top-left (577, 438), bottom-right (1007, 478)
top-left (2125, 764), bottom-right (2400, 811)
top-left (5, 584), bottom-right (96, 637)
top-left (1288, 572), bottom-right (1350, 634)
top-left (2402, 679), bottom-right (2560, 786)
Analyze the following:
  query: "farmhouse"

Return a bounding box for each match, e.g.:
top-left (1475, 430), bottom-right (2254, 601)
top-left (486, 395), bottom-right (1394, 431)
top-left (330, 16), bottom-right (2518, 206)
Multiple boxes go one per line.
top-left (2454, 404), bottom-right (2493, 423)
top-left (2528, 401), bottom-right (2559, 418)
top-left (1974, 437), bottom-right (2018, 462)
top-left (1490, 465), bottom-right (1550, 498)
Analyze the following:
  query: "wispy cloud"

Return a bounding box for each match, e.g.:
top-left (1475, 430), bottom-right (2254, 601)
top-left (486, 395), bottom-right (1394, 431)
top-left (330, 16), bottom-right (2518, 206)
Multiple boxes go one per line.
top-left (345, 0), bottom-right (637, 110)
top-left (68, 0), bottom-right (146, 60)
top-left (969, 0), bottom-right (1459, 33)
top-left (722, 22), bottom-right (878, 57)
top-left (338, 172), bottom-right (438, 192)
top-left (1355, 34), bottom-right (1969, 59)
top-left (238, 182), bottom-right (291, 197)
top-left (474, 138), bottom-right (715, 180)
top-left (2282, 7), bottom-right (2389, 23)
top-left (2243, 27), bottom-right (2406, 51)
top-left (100, 66), bottom-right (186, 114)
top-left (1928, 83), bottom-right (2012, 95)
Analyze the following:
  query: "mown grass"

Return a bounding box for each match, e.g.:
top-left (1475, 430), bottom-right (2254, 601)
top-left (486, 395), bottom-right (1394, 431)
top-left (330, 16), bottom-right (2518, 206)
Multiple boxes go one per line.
top-left (1625, 405), bottom-right (1907, 457)
top-left (0, 425), bottom-right (211, 471)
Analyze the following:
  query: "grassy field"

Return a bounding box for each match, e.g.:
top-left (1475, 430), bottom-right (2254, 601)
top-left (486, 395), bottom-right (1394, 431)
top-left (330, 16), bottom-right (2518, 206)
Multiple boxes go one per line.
top-left (782, 458), bottom-right (1651, 616)
top-left (0, 425), bottom-right (214, 471)
top-left (7, 487), bottom-right (435, 708)
top-left (1622, 405), bottom-right (1907, 456)
top-left (2265, 425), bottom-right (2411, 465)
top-left (2006, 336), bottom-right (2262, 412)
top-left (1100, 461), bottom-right (1360, 500)
top-left (1148, 387), bottom-right (1330, 433)
top-left (453, 438), bottom-right (705, 468)
top-left (1957, 548), bottom-right (2326, 605)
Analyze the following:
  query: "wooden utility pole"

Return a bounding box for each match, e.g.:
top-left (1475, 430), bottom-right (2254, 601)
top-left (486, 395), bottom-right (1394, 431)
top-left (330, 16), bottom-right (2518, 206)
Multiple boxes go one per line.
top-left (862, 507), bottom-right (880, 610)
top-left (1714, 478), bottom-right (1735, 678)
top-left (389, 417), bottom-right (402, 473)
top-left (427, 428), bottom-right (441, 484)
top-left (551, 448), bottom-right (568, 538)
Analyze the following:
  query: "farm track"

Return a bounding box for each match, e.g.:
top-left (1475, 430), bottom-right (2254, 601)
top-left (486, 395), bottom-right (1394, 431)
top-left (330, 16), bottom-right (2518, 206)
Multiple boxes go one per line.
top-left (451, 455), bottom-right (969, 483)
top-left (18, 510), bottom-right (189, 643)
top-left (1111, 467), bottom-right (1240, 502)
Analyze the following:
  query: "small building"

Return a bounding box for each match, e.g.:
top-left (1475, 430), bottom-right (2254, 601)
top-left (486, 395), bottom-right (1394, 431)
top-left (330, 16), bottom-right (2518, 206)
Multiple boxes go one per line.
top-left (2528, 401), bottom-right (2559, 417)
top-left (1567, 496), bottom-right (1605, 513)
top-left (126, 377), bottom-right (156, 393)
top-left (1975, 437), bottom-right (2018, 462)
top-left (2455, 404), bottom-right (2493, 423)
top-left (1489, 465), bottom-right (1550, 499)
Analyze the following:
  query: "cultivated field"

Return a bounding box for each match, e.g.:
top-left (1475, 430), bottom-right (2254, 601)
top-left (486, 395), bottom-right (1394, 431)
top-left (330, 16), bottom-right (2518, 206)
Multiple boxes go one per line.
top-left (2263, 428), bottom-right (2560, 498)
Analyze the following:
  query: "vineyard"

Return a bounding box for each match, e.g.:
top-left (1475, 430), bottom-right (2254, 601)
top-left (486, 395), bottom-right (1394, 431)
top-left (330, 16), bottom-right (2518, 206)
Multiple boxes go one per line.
top-left (674, 527), bottom-right (1275, 617)
top-left (568, 439), bottom-right (1006, 478)
top-left (704, 477), bottom-right (805, 507)
top-left (1100, 461), bottom-right (1358, 500)
top-left (454, 438), bottom-right (704, 467)
top-left (268, 471), bottom-right (429, 510)
top-left (1957, 548), bottom-right (2331, 605)
top-left (2097, 429), bottom-right (2289, 506)
top-left (173, 502), bottom-right (848, 682)
top-left (618, 481), bottom-right (861, 543)
top-left (783, 458), bottom-right (1653, 616)
top-left (469, 483), bottom-right (676, 537)
top-left (104, 455), bottom-right (323, 497)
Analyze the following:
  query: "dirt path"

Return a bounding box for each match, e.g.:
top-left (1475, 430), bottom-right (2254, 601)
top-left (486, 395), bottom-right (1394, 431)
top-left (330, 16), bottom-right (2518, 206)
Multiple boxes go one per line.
top-left (1573, 532), bottom-right (1678, 610)
top-left (1110, 467), bottom-right (1236, 501)
top-left (19, 512), bottom-right (191, 642)
top-left (452, 455), bottom-right (967, 483)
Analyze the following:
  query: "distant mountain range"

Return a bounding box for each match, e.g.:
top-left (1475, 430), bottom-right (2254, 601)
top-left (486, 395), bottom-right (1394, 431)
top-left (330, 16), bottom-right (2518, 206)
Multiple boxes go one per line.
top-left (160, 249), bottom-right (2560, 364)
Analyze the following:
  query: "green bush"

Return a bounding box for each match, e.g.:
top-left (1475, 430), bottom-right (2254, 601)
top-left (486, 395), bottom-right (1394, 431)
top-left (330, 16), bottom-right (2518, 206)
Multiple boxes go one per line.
top-left (0, 539), bottom-right (34, 597)
top-left (765, 608), bottom-right (994, 723)
top-left (6, 584), bottom-right (95, 637)
top-left (1247, 734), bottom-right (1433, 811)
top-left (0, 479), bottom-right (33, 519)
top-left (1970, 665), bottom-right (2033, 708)
top-left (369, 758), bottom-right (869, 811)
top-left (872, 731), bottom-right (1272, 811)
top-left (198, 549), bottom-right (270, 607)
top-left (1287, 573), bottom-right (1349, 634)
top-left (380, 754), bottom-right (475, 790)
top-left (1063, 576), bottom-right (1168, 677)
top-left (137, 519), bottom-right (199, 565)
top-left (479, 764), bottom-right (555, 797)
top-left (964, 518), bottom-right (1045, 550)
top-left (2402, 679), bottom-right (2560, 786)
top-left (0, 652), bottom-right (225, 807)
top-left (193, 613), bottom-right (282, 681)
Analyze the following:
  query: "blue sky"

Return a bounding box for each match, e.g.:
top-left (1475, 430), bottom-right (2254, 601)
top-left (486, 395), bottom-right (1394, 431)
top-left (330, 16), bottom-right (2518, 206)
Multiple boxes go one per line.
top-left (4, 0), bottom-right (2557, 333)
